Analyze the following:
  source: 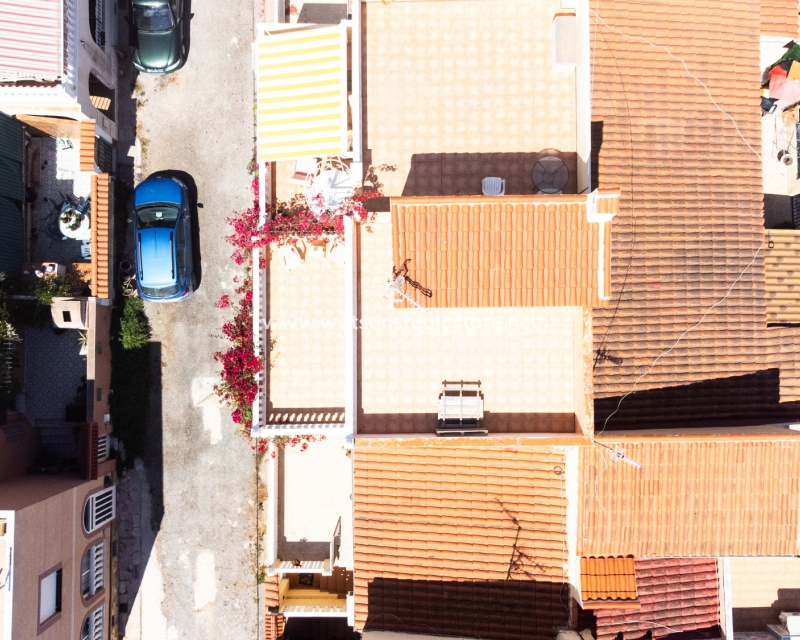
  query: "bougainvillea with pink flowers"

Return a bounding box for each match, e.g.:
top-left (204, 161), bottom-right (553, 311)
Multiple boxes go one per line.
top-left (215, 169), bottom-right (381, 451)
top-left (225, 177), bottom-right (381, 267)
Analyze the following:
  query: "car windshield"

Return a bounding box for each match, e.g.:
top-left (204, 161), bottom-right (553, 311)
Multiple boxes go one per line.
top-left (137, 205), bottom-right (179, 229)
top-left (141, 283), bottom-right (180, 298)
top-left (133, 2), bottom-right (174, 31)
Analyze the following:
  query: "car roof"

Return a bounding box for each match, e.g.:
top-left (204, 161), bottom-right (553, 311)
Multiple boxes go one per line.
top-left (137, 228), bottom-right (176, 287)
top-left (134, 177), bottom-right (183, 208)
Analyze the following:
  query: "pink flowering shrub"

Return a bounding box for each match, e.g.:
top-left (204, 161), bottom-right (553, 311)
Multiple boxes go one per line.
top-left (252, 434), bottom-right (327, 458)
top-left (213, 276), bottom-right (260, 432)
top-left (215, 167), bottom-right (381, 443)
top-left (226, 176), bottom-right (381, 258)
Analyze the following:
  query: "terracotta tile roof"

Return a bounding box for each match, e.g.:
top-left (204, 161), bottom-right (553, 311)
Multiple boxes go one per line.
top-left (594, 558), bottom-right (720, 640)
top-left (579, 438), bottom-right (800, 557)
top-left (264, 574), bottom-right (280, 609)
top-left (391, 194), bottom-right (617, 308)
top-left (591, 0), bottom-right (768, 398)
top-left (765, 229), bottom-right (800, 324)
top-left (90, 173), bottom-right (112, 299)
top-left (79, 120), bottom-right (95, 172)
top-left (761, 0), bottom-right (799, 35)
top-left (353, 441), bottom-right (570, 640)
top-left (580, 556), bottom-right (637, 606)
top-left (769, 326), bottom-right (800, 402)
top-left (265, 614), bottom-right (284, 640)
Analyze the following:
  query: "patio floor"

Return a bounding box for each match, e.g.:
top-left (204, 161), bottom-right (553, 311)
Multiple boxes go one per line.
top-left (265, 246), bottom-right (346, 424)
top-left (277, 433), bottom-right (353, 567)
top-left (21, 326), bottom-right (86, 422)
top-left (357, 215), bottom-right (584, 435)
top-left (30, 136), bottom-right (93, 265)
top-left (362, 0), bottom-right (577, 197)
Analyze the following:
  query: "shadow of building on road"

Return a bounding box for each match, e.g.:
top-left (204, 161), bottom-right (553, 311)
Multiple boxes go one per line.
top-left (116, 340), bottom-right (164, 636)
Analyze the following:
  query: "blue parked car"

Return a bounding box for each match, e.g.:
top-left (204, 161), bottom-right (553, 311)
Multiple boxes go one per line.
top-left (133, 176), bottom-right (195, 302)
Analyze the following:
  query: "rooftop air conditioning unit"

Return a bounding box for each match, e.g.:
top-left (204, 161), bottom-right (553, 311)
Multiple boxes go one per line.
top-left (780, 613), bottom-right (800, 636)
top-left (436, 381), bottom-right (487, 437)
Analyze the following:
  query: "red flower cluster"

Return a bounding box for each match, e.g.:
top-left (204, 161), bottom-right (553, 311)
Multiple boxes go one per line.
top-left (225, 177), bottom-right (382, 259)
top-left (213, 276), bottom-right (261, 432)
top-left (215, 167), bottom-right (382, 442)
top-left (267, 434), bottom-right (326, 458)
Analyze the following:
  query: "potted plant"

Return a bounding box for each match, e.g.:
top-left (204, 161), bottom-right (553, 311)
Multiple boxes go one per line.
top-left (77, 331), bottom-right (88, 356)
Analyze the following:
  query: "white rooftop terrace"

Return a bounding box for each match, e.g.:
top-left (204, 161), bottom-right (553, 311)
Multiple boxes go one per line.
top-left (265, 433), bottom-right (354, 573)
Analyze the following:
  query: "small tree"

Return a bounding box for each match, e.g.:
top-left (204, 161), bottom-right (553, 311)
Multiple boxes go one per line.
top-left (119, 296), bottom-right (151, 350)
top-left (33, 276), bottom-right (71, 306)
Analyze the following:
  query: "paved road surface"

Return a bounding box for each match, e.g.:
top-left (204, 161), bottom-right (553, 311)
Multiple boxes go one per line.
top-left (117, 0), bottom-right (268, 637)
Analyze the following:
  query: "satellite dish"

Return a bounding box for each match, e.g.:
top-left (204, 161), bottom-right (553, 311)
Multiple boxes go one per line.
top-left (532, 157), bottom-right (569, 194)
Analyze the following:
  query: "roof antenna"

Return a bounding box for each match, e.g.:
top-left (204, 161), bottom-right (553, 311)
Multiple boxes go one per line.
top-left (595, 441), bottom-right (642, 469)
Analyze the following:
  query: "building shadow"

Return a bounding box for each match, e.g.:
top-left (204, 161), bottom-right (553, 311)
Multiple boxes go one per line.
top-left (402, 151), bottom-right (578, 198)
top-left (27, 136), bottom-right (84, 265)
top-left (733, 588), bottom-right (800, 632)
top-left (594, 369), bottom-right (800, 430)
top-left (183, 0), bottom-right (193, 59)
top-left (298, 2), bottom-right (347, 24)
top-left (591, 120), bottom-right (603, 191)
top-left (363, 578), bottom-right (570, 640)
top-left (357, 411), bottom-right (577, 435)
top-left (283, 617), bottom-right (359, 640)
top-left (115, 339), bottom-right (164, 635)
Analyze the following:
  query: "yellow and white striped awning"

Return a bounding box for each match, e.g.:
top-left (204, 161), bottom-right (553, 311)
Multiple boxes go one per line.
top-left (256, 25), bottom-right (348, 163)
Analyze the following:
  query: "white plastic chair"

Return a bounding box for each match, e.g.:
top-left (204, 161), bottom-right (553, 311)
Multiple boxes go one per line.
top-left (291, 157), bottom-right (319, 184)
top-left (279, 243), bottom-right (304, 271)
top-left (306, 242), bottom-right (325, 259)
top-left (481, 177), bottom-right (505, 196)
top-left (326, 239), bottom-right (346, 266)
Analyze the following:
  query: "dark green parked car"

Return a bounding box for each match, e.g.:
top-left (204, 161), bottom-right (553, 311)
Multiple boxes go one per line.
top-left (131, 0), bottom-right (187, 74)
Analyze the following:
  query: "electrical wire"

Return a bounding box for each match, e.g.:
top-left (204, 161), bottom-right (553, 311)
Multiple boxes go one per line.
top-left (623, 621), bottom-right (681, 633)
top-left (591, 8), bottom-right (762, 160)
top-left (597, 241), bottom-right (764, 437)
top-left (591, 17), bottom-right (639, 370)
top-left (590, 6), bottom-right (767, 439)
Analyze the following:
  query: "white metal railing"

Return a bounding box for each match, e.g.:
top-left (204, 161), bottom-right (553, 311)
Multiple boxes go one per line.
top-left (330, 517), bottom-right (342, 567)
top-left (97, 434), bottom-right (109, 462)
top-left (81, 541), bottom-right (104, 597)
top-left (281, 605), bottom-right (347, 616)
top-left (265, 451), bottom-right (278, 571)
top-left (81, 604), bottom-right (104, 640)
top-left (276, 560), bottom-right (326, 572)
top-left (94, 0), bottom-right (105, 49)
top-left (63, 0), bottom-right (78, 92)
top-left (83, 487), bottom-right (115, 533)
top-left (3, 424), bottom-right (23, 444)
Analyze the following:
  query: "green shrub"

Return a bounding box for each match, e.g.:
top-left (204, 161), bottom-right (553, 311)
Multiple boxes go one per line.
top-left (119, 296), bottom-right (151, 350)
top-left (33, 276), bottom-right (71, 306)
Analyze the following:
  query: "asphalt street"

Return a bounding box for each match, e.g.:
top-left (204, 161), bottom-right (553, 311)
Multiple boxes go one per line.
top-left (118, 0), bottom-right (268, 637)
